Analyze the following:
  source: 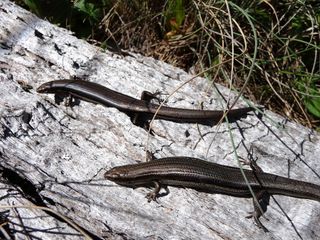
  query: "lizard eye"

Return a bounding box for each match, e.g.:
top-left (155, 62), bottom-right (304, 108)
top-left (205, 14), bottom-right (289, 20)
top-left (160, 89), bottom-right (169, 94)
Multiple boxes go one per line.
top-left (104, 168), bottom-right (127, 180)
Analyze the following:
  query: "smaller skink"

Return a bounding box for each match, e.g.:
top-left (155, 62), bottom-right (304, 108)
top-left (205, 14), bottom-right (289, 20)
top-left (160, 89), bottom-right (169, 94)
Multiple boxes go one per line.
top-left (37, 80), bottom-right (256, 128)
top-left (104, 157), bottom-right (320, 231)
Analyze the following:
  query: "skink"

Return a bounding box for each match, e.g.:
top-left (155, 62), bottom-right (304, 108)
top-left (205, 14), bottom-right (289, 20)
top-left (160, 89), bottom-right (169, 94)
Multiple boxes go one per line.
top-left (37, 80), bottom-right (255, 128)
top-left (104, 157), bottom-right (320, 231)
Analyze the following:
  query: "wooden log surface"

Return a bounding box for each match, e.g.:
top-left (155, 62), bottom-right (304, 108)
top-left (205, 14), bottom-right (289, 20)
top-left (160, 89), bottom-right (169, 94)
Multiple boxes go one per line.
top-left (0, 1), bottom-right (320, 239)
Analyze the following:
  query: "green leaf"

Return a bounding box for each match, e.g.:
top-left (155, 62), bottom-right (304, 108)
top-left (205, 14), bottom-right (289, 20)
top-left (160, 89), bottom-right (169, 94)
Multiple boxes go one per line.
top-left (74, 0), bottom-right (101, 22)
top-left (305, 96), bottom-right (320, 118)
top-left (165, 0), bottom-right (185, 30)
top-left (23, 0), bottom-right (42, 16)
top-left (174, 0), bottom-right (185, 27)
top-left (304, 86), bottom-right (320, 118)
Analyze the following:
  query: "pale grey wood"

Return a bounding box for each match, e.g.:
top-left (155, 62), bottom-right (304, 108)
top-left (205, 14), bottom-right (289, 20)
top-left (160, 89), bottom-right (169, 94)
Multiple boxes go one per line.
top-left (0, 1), bottom-right (320, 239)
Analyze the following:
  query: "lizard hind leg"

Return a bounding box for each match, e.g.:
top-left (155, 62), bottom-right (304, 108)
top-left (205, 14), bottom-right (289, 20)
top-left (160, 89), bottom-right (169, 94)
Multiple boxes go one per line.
top-left (141, 90), bottom-right (163, 104)
top-left (146, 181), bottom-right (161, 202)
top-left (246, 190), bottom-right (270, 232)
top-left (131, 90), bottom-right (165, 134)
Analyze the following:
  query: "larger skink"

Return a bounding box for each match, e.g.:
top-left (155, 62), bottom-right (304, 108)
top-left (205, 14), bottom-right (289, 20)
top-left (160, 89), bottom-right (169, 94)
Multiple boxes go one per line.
top-left (37, 80), bottom-right (255, 128)
top-left (104, 157), bottom-right (320, 231)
